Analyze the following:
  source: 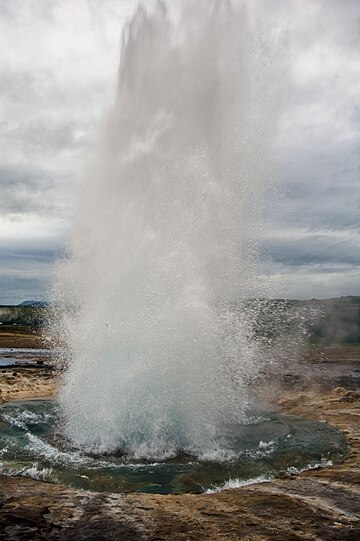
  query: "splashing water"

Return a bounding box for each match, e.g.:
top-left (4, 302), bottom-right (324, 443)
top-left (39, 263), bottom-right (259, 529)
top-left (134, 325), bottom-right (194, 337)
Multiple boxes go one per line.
top-left (53, 1), bottom-right (284, 458)
top-left (0, 400), bottom-right (347, 494)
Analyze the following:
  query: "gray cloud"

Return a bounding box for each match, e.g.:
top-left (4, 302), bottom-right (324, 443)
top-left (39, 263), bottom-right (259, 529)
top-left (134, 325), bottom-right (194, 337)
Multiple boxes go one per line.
top-left (0, 246), bottom-right (59, 305)
top-left (262, 229), bottom-right (360, 267)
top-left (0, 165), bottom-right (55, 215)
top-left (257, 0), bottom-right (360, 297)
top-left (12, 116), bottom-right (88, 152)
top-left (0, 275), bottom-right (49, 306)
top-left (270, 142), bottom-right (360, 233)
top-left (0, 0), bottom-right (360, 302)
top-left (0, 0), bottom-right (138, 302)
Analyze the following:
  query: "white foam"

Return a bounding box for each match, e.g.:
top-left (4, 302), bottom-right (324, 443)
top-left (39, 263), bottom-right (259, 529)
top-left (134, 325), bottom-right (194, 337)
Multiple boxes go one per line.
top-left (206, 475), bottom-right (273, 493)
top-left (1, 409), bottom-right (55, 429)
top-left (3, 463), bottom-right (55, 482)
top-left (258, 440), bottom-right (275, 449)
top-left (285, 459), bottom-right (333, 475)
top-left (25, 433), bottom-right (87, 466)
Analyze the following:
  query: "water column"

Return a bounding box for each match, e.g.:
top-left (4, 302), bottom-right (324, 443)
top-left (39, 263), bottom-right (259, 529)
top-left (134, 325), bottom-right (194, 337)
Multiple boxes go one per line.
top-left (53, 0), bottom-right (283, 458)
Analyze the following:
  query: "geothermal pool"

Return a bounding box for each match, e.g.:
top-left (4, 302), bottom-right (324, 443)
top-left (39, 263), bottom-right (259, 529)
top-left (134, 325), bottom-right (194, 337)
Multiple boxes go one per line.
top-left (0, 400), bottom-right (347, 494)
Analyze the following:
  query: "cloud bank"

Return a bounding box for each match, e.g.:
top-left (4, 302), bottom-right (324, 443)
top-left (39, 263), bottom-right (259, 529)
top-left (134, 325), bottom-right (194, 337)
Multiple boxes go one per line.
top-left (0, 0), bottom-right (359, 303)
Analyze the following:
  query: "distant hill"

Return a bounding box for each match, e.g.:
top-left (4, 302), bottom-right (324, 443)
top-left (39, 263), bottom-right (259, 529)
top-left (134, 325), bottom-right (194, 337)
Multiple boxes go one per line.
top-left (0, 297), bottom-right (359, 345)
top-left (17, 300), bottom-right (50, 307)
top-left (0, 303), bottom-right (50, 327)
top-left (17, 301), bottom-right (50, 307)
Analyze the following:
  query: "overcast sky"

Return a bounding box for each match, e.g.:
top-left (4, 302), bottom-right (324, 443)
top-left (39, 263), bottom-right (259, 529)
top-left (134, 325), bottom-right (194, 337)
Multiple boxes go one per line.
top-left (0, 0), bottom-right (359, 304)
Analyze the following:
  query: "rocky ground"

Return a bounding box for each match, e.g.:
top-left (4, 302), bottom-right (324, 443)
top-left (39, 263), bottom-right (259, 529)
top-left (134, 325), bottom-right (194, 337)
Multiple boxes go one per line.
top-left (0, 326), bottom-right (44, 349)
top-left (0, 329), bottom-right (359, 540)
top-left (0, 367), bottom-right (57, 403)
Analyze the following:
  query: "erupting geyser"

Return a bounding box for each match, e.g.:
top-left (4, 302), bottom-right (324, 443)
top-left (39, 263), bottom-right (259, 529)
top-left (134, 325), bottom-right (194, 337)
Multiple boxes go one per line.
top-left (53, 0), bottom-right (283, 458)
top-left (0, 0), bottom-right (349, 496)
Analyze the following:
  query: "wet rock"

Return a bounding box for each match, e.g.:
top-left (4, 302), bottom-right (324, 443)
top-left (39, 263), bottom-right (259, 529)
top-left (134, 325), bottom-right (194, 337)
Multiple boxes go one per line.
top-left (0, 475), bottom-right (359, 540)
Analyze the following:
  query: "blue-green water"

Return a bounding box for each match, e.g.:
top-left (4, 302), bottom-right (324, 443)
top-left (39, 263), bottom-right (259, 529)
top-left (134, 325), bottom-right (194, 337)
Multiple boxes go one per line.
top-left (0, 400), bottom-right (347, 494)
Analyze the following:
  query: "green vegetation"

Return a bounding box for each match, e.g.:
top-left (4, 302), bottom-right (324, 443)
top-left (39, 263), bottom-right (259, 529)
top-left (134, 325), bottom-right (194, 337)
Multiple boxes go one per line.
top-left (0, 303), bottom-right (49, 327)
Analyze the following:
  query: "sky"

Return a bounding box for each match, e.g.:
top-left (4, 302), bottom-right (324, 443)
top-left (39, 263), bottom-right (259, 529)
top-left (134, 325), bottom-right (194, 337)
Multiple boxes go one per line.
top-left (0, 0), bottom-right (359, 304)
